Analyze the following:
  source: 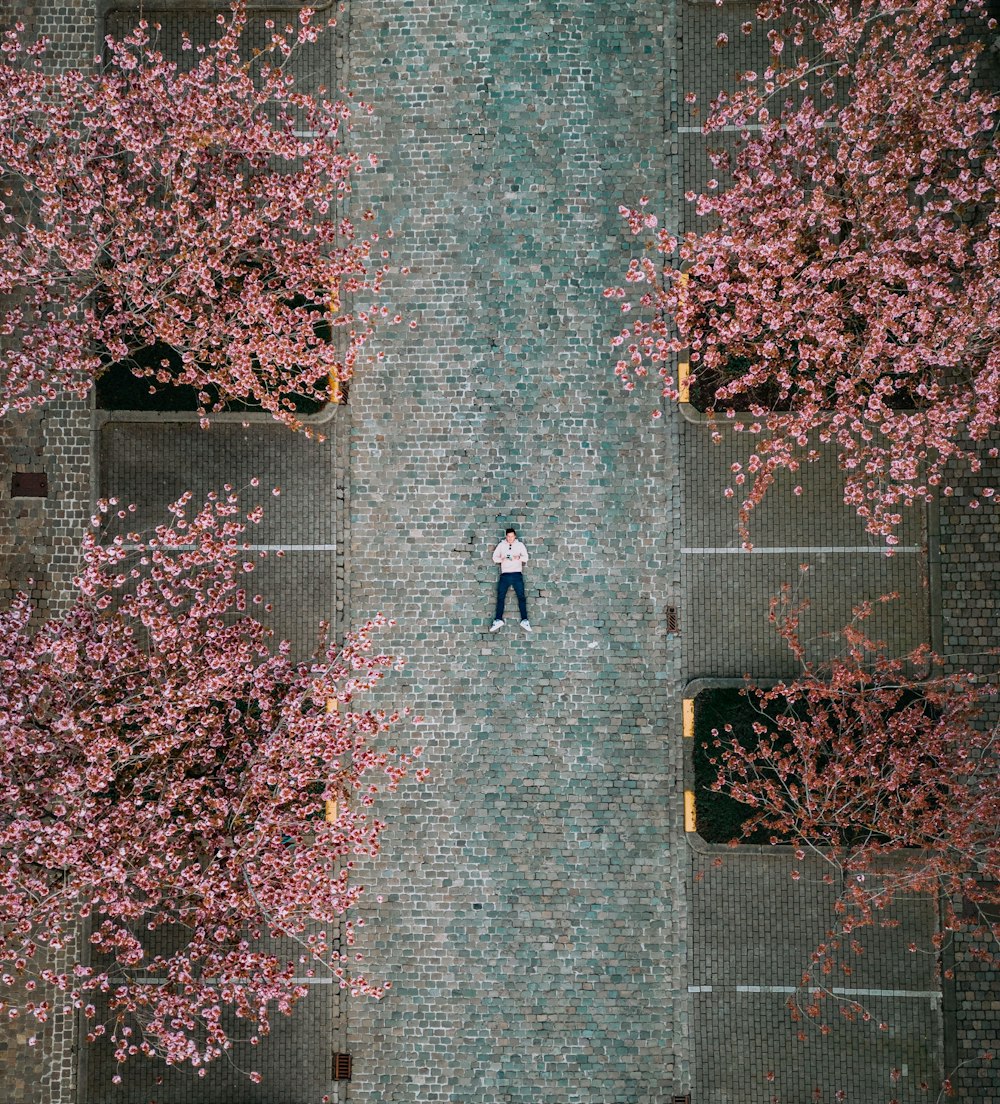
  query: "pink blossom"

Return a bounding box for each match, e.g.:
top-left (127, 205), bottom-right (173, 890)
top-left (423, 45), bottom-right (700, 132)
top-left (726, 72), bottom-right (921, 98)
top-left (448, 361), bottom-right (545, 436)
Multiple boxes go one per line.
top-left (0, 492), bottom-right (425, 1075)
top-left (710, 594), bottom-right (1000, 977)
top-left (0, 4), bottom-right (402, 433)
top-left (611, 0), bottom-right (1000, 544)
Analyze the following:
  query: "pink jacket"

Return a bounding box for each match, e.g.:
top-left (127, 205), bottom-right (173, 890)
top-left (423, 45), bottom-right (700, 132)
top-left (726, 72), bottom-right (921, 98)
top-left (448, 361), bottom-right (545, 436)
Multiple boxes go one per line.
top-left (493, 539), bottom-right (528, 573)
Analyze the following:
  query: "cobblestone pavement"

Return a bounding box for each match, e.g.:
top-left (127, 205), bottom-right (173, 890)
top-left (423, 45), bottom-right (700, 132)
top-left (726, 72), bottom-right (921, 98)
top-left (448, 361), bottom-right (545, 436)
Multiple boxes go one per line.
top-left (342, 1), bottom-right (685, 1100)
top-left (81, 933), bottom-right (344, 1104)
top-left (676, 6), bottom-right (998, 1103)
top-left (82, 987), bottom-right (338, 1104)
top-left (947, 925), bottom-right (1000, 1104)
top-left (690, 848), bottom-right (941, 1103)
top-left (676, 390), bottom-right (948, 1099)
top-left (0, 975), bottom-right (48, 1104)
top-left (681, 419), bottom-right (930, 680)
top-left (97, 415), bottom-right (348, 658)
top-left (0, 1), bottom-right (997, 1103)
top-left (680, 420), bottom-right (943, 1102)
top-left (938, 445), bottom-right (1000, 1103)
top-left (0, 0), bottom-right (124, 1099)
top-left (83, 2), bottom-right (683, 1101)
top-left (77, 417), bottom-right (349, 1102)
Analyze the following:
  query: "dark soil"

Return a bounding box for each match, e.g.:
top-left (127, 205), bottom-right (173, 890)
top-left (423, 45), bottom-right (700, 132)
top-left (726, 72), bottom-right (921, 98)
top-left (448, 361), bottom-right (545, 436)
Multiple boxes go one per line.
top-left (692, 685), bottom-right (794, 844)
top-left (96, 342), bottom-right (329, 415)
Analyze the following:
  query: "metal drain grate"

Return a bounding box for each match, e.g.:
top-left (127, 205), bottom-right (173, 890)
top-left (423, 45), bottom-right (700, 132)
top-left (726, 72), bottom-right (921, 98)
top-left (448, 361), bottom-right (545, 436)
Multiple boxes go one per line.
top-left (332, 1052), bottom-right (352, 1081)
top-left (11, 472), bottom-right (48, 498)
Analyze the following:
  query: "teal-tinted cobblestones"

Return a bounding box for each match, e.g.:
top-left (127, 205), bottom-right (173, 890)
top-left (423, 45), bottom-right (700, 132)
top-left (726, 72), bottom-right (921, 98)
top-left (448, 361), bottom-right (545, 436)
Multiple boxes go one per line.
top-left (0, 0), bottom-right (998, 1102)
top-left (345, 2), bottom-right (683, 1100)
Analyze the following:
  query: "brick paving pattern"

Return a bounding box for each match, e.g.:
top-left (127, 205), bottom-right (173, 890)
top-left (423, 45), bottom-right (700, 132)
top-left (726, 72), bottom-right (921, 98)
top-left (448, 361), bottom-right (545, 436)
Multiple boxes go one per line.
top-left (87, 415), bottom-right (350, 1099)
top-left (937, 443), bottom-right (1000, 1101)
top-left (82, 989), bottom-right (336, 1104)
top-left (938, 446), bottom-right (1000, 701)
top-left (681, 420), bottom-right (930, 680)
top-left (0, 0), bottom-right (101, 1098)
top-left (948, 927), bottom-right (1000, 1104)
top-left (82, 935), bottom-right (343, 1104)
top-left (97, 415), bottom-right (348, 656)
top-left (674, 3), bottom-right (996, 1102)
top-left (690, 849), bottom-right (942, 1103)
top-left (0, 1), bottom-right (997, 1103)
top-left (343, 2), bottom-right (684, 1100)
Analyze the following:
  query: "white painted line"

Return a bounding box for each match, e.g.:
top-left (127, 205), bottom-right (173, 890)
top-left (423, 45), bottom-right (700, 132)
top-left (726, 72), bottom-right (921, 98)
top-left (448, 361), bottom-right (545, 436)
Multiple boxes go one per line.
top-left (682, 546), bottom-right (920, 554)
top-left (244, 545), bottom-right (337, 552)
top-left (831, 987), bottom-right (940, 1000)
top-left (689, 984), bottom-right (939, 1001)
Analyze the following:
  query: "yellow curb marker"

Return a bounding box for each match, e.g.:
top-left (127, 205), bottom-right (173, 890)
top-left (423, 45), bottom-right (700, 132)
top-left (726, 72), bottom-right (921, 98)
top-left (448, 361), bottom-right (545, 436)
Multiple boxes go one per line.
top-left (329, 285), bottom-right (342, 405)
top-left (683, 697), bottom-right (696, 831)
top-left (676, 271), bottom-right (690, 404)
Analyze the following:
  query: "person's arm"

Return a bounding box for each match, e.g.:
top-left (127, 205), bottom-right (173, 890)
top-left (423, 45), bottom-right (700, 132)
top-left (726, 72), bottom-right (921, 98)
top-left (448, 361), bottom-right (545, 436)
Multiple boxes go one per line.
top-left (492, 542), bottom-right (504, 565)
top-left (518, 542), bottom-right (529, 566)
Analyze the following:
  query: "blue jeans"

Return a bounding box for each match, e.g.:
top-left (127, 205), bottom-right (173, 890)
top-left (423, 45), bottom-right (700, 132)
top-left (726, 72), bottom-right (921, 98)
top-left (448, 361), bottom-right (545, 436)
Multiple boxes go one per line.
top-left (495, 572), bottom-right (527, 622)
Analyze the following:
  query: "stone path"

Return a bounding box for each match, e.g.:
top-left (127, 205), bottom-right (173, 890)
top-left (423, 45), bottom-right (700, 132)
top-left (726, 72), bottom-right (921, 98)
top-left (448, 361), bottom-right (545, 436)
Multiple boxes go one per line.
top-left (689, 847), bottom-right (941, 1103)
top-left (675, 7), bottom-right (998, 1103)
top-left (343, 2), bottom-right (684, 1101)
top-left (82, 933), bottom-right (342, 1104)
top-left (97, 414), bottom-right (349, 656)
top-left (681, 420), bottom-right (930, 680)
top-left (1, 1), bottom-right (997, 1102)
top-left (680, 433), bottom-right (944, 1103)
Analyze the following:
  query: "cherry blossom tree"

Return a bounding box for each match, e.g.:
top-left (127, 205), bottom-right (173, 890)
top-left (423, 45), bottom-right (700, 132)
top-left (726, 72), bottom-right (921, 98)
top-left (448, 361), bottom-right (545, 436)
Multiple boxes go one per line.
top-left (611, 0), bottom-right (1000, 543)
top-left (0, 3), bottom-right (402, 431)
top-left (706, 593), bottom-right (999, 992)
top-left (0, 487), bottom-right (426, 1077)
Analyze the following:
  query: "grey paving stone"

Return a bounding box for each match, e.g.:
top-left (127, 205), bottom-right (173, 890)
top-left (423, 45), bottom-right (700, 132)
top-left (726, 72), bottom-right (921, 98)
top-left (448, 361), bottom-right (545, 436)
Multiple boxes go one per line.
top-left (1, 1), bottom-right (997, 1103)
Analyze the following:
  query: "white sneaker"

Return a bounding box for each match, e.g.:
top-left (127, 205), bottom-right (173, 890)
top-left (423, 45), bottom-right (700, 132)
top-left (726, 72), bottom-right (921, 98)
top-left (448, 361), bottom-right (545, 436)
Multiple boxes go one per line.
top-left (489, 620), bottom-right (504, 633)
top-left (520, 619), bottom-right (532, 632)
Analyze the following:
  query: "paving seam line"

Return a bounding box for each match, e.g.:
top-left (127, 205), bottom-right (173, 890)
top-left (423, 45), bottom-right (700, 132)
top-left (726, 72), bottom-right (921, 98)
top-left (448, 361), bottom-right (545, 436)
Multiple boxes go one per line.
top-left (688, 984), bottom-right (940, 1001)
top-left (682, 546), bottom-right (922, 554)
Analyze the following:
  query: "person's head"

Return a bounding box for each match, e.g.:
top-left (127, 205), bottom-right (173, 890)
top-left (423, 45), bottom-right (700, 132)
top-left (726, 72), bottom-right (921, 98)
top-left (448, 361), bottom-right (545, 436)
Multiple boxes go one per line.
top-left (505, 527), bottom-right (517, 543)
